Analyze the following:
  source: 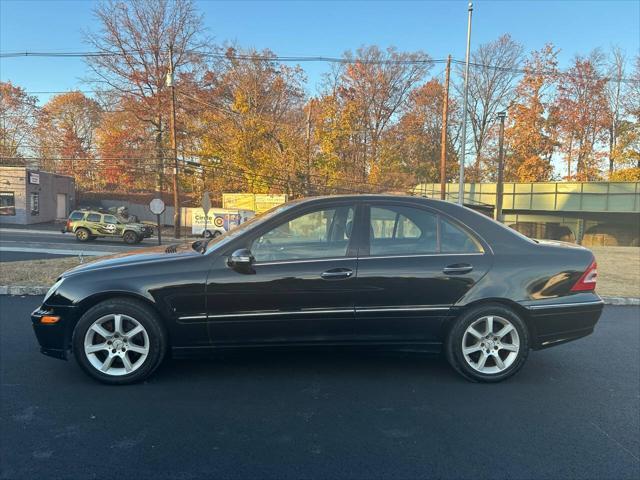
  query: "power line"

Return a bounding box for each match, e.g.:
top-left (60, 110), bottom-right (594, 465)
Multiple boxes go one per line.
top-left (3, 49), bottom-right (638, 83)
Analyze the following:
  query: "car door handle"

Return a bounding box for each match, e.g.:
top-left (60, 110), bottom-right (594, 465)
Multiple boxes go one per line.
top-left (321, 268), bottom-right (353, 280)
top-left (443, 263), bottom-right (473, 275)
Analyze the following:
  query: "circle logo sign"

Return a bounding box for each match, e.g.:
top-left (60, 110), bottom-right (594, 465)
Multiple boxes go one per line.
top-left (149, 198), bottom-right (165, 215)
top-left (213, 216), bottom-right (224, 228)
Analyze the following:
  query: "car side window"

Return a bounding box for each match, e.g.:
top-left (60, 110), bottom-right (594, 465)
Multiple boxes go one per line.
top-left (86, 213), bottom-right (101, 222)
top-left (251, 206), bottom-right (355, 262)
top-left (69, 212), bottom-right (85, 221)
top-left (440, 217), bottom-right (482, 253)
top-left (103, 215), bottom-right (118, 224)
top-left (369, 206), bottom-right (437, 255)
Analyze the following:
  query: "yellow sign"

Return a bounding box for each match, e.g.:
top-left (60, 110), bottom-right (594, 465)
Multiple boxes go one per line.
top-left (222, 193), bottom-right (287, 214)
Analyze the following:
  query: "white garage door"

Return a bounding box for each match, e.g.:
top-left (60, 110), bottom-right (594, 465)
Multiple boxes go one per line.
top-left (56, 193), bottom-right (67, 218)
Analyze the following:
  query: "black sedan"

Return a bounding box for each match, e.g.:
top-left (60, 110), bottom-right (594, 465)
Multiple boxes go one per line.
top-left (31, 195), bottom-right (603, 384)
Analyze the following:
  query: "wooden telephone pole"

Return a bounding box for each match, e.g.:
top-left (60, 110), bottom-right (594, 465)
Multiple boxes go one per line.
top-left (167, 45), bottom-right (181, 238)
top-left (440, 55), bottom-right (452, 200)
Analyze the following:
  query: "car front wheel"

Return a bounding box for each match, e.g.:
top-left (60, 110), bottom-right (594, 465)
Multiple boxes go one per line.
top-left (445, 304), bottom-right (529, 382)
top-left (123, 231), bottom-right (139, 244)
top-left (72, 298), bottom-right (167, 385)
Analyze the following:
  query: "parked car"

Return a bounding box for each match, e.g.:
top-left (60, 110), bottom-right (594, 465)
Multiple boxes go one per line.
top-left (34, 195), bottom-right (603, 384)
top-left (62, 209), bottom-right (153, 244)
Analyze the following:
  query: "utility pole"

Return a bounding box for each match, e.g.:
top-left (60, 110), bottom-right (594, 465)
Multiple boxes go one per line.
top-left (440, 54), bottom-right (452, 200)
top-left (495, 111), bottom-right (506, 222)
top-left (458, 1), bottom-right (473, 205)
top-left (167, 45), bottom-right (181, 239)
top-left (305, 99), bottom-right (313, 196)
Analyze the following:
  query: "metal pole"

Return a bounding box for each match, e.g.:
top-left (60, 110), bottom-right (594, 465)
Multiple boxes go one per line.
top-left (168, 45), bottom-right (181, 239)
top-left (458, 1), bottom-right (473, 205)
top-left (440, 55), bottom-right (451, 200)
top-left (495, 111), bottom-right (506, 222)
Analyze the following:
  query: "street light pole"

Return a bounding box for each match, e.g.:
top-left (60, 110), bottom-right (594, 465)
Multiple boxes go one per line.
top-left (440, 55), bottom-right (451, 201)
top-left (495, 110), bottom-right (507, 222)
top-left (167, 45), bottom-right (181, 239)
top-left (458, 1), bottom-right (473, 205)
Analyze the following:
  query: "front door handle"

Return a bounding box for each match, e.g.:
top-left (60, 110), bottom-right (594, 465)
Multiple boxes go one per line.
top-left (321, 268), bottom-right (353, 280)
top-left (443, 263), bottom-right (473, 275)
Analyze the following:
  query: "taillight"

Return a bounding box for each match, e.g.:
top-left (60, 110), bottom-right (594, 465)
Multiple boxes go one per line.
top-left (66, 219), bottom-right (71, 230)
top-left (571, 260), bottom-right (597, 292)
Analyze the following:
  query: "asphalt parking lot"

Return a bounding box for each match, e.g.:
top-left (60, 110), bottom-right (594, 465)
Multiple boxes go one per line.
top-left (1, 296), bottom-right (638, 480)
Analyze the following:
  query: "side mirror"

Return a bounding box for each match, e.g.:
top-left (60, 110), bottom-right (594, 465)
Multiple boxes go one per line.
top-left (228, 248), bottom-right (255, 274)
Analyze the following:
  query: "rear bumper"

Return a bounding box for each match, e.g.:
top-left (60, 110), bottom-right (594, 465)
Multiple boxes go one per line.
top-left (31, 305), bottom-right (79, 360)
top-left (524, 295), bottom-right (604, 349)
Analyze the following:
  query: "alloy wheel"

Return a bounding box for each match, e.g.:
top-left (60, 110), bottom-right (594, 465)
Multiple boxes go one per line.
top-left (83, 314), bottom-right (150, 376)
top-left (461, 315), bottom-right (520, 374)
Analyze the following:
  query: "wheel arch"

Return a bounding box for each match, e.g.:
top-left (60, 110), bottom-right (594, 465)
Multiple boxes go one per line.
top-left (71, 292), bottom-right (171, 346)
top-left (447, 298), bottom-right (536, 343)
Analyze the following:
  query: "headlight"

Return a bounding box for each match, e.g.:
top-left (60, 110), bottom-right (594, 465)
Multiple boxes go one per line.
top-left (43, 278), bottom-right (64, 303)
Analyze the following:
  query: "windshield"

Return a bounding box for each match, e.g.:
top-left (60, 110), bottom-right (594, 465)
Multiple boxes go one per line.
top-left (204, 202), bottom-right (297, 253)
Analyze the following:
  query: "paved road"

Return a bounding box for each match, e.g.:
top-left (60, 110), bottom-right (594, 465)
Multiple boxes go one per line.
top-left (0, 229), bottom-right (163, 260)
top-left (1, 297), bottom-right (638, 480)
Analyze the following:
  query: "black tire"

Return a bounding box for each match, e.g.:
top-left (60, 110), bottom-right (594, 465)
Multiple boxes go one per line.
top-left (123, 230), bottom-right (139, 244)
top-left (203, 230), bottom-right (213, 238)
top-left (72, 298), bottom-right (167, 385)
top-left (212, 231), bottom-right (222, 238)
top-left (75, 228), bottom-right (91, 242)
top-left (445, 303), bottom-right (530, 383)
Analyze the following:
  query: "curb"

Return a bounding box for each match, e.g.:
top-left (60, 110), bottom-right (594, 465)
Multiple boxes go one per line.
top-left (1, 285), bottom-right (639, 305)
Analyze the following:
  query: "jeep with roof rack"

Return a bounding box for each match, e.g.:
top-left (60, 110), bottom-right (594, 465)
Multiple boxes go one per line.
top-left (62, 209), bottom-right (153, 244)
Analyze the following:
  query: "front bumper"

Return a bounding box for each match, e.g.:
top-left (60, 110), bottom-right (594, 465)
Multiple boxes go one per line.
top-left (524, 294), bottom-right (605, 349)
top-left (31, 305), bottom-right (80, 360)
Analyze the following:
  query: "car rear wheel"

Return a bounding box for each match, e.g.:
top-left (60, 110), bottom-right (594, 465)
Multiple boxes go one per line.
top-left (123, 230), bottom-right (139, 244)
top-left (72, 298), bottom-right (167, 385)
top-left (445, 304), bottom-right (529, 382)
top-left (75, 228), bottom-right (90, 242)
top-left (212, 231), bottom-right (222, 238)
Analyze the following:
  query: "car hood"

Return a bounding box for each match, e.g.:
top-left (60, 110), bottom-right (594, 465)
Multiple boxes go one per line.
top-left (61, 242), bottom-right (200, 278)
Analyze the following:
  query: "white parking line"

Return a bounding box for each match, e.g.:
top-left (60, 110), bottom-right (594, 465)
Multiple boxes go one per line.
top-left (0, 247), bottom-right (112, 256)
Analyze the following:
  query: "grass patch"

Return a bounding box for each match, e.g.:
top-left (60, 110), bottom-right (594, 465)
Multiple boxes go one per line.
top-left (0, 257), bottom-right (84, 287)
top-left (0, 246), bottom-right (638, 297)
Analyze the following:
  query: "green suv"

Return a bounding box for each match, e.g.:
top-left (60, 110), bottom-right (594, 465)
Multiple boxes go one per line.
top-left (63, 210), bottom-right (153, 244)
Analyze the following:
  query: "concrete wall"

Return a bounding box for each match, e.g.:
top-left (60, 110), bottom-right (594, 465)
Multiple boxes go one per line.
top-left (0, 167), bottom-right (75, 225)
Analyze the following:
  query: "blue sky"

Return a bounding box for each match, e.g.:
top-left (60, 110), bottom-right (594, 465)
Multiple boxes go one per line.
top-left (1, 0), bottom-right (639, 104)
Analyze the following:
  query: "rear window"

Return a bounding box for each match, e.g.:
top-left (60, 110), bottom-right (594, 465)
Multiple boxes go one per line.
top-left (69, 211), bottom-right (85, 221)
top-left (86, 213), bottom-right (101, 222)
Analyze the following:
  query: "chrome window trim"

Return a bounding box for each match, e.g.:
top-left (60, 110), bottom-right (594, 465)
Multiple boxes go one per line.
top-left (527, 300), bottom-right (604, 310)
top-left (359, 252), bottom-right (485, 261)
top-left (255, 257), bottom-right (357, 266)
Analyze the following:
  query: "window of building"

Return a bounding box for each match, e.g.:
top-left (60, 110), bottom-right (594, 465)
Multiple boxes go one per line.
top-left (0, 192), bottom-right (16, 216)
top-left (30, 192), bottom-right (39, 216)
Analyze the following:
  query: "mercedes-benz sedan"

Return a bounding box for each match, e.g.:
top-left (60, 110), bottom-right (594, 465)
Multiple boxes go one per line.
top-left (32, 195), bottom-right (604, 384)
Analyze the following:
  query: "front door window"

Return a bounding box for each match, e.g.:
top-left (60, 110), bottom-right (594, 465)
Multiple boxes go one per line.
top-left (251, 206), bottom-right (355, 262)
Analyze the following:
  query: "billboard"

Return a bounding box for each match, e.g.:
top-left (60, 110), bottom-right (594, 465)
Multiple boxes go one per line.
top-left (222, 193), bottom-right (287, 214)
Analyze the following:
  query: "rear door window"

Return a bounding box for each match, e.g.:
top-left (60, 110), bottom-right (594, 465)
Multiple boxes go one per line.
top-left (69, 211), bottom-right (85, 221)
top-left (440, 218), bottom-right (482, 253)
top-left (369, 206), bottom-right (438, 256)
top-left (86, 213), bottom-right (101, 223)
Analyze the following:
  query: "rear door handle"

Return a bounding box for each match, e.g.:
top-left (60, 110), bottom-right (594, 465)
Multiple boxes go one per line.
top-left (443, 263), bottom-right (473, 275)
top-left (321, 268), bottom-right (353, 280)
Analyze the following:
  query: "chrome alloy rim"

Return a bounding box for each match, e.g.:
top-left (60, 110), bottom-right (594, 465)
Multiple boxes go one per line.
top-left (83, 314), bottom-right (150, 376)
top-left (462, 315), bottom-right (520, 374)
